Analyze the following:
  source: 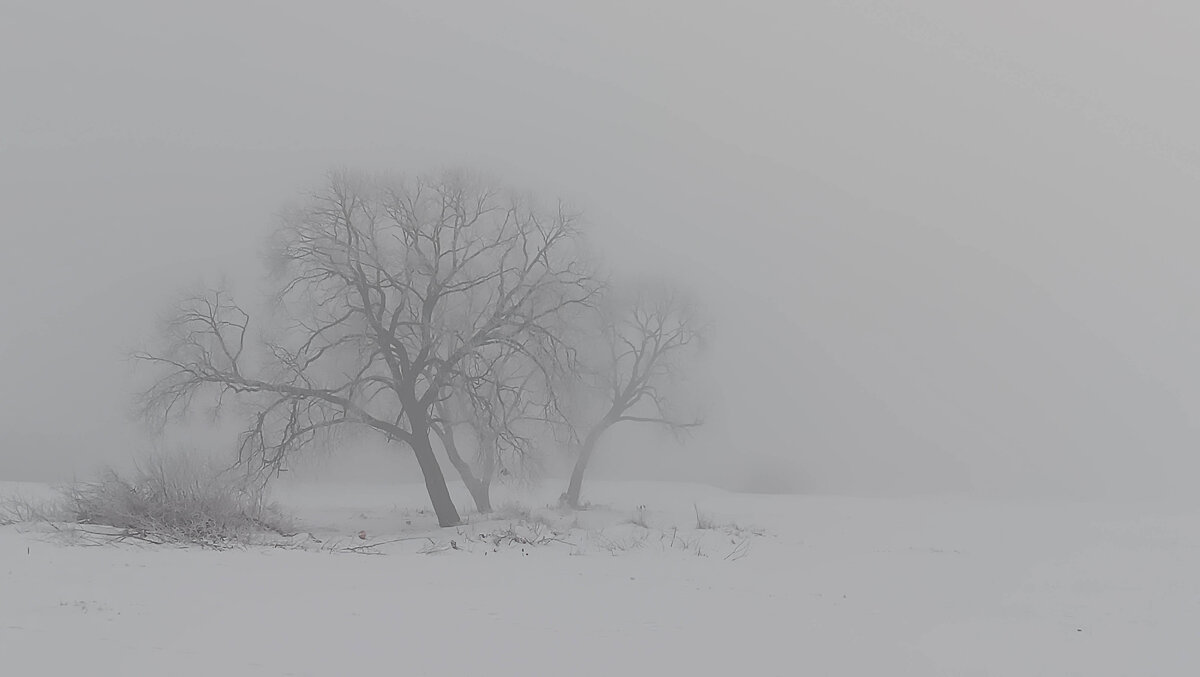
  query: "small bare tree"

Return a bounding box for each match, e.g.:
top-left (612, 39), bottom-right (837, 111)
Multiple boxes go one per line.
top-left (561, 284), bottom-right (703, 507)
top-left (431, 348), bottom-right (555, 513)
top-left (137, 170), bottom-right (596, 526)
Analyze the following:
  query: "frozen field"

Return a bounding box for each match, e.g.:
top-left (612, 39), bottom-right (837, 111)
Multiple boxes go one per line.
top-left (2, 479), bottom-right (1198, 676)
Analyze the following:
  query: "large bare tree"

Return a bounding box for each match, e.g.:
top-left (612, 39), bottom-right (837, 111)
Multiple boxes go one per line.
top-left (561, 285), bottom-right (703, 507)
top-left (137, 170), bottom-right (596, 526)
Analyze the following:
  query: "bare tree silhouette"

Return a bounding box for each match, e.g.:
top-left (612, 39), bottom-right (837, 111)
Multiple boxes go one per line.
top-left (137, 170), bottom-right (597, 526)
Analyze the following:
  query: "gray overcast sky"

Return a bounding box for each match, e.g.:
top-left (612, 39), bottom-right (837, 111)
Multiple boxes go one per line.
top-left (2, 1), bottom-right (1198, 499)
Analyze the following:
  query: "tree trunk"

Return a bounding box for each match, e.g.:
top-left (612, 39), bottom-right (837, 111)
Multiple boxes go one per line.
top-left (474, 428), bottom-right (498, 510)
top-left (453, 469), bottom-right (491, 515)
top-left (409, 425), bottom-right (463, 527)
top-left (468, 478), bottom-right (492, 514)
top-left (563, 422), bottom-right (610, 508)
top-left (457, 467), bottom-right (492, 514)
top-left (434, 424), bottom-right (492, 513)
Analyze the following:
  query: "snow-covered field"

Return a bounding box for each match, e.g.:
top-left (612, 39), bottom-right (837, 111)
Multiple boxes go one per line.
top-left (3, 479), bottom-right (1198, 676)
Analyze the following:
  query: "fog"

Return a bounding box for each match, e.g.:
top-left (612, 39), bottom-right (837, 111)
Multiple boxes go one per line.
top-left (2, 1), bottom-right (1198, 500)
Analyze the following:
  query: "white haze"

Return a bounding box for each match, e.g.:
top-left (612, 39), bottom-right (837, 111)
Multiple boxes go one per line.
top-left (1, 1), bottom-right (1198, 500)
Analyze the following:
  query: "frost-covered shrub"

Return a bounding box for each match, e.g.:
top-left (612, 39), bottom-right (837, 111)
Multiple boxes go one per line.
top-left (61, 451), bottom-right (292, 545)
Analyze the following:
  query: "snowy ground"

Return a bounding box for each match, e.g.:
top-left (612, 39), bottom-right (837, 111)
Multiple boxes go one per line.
top-left (2, 479), bottom-right (1199, 676)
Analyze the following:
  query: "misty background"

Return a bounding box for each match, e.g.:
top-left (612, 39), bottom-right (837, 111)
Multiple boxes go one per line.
top-left (2, 1), bottom-right (1198, 500)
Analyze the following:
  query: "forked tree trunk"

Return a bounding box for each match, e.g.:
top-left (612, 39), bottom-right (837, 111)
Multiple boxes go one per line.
top-left (456, 463), bottom-right (493, 515)
top-left (563, 422), bottom-right (611, 508)
top-left (473, 428), bottom-right (498, 510)
top-left (451, 468), bottom-right (491, 515)
top-left (409, 423), bottom-right (463, 527)
top-left (469, 479), bottom-right (492, 514)
top-left (434, 424), bottom-right (492, 514)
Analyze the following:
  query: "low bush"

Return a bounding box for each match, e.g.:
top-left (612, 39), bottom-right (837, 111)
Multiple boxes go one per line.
top-left (60, 451), bottom-right (293, 546)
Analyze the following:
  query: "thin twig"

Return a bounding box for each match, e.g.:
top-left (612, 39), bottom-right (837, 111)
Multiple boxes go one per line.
top-left (340, 535), bottom-right (436, 553)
